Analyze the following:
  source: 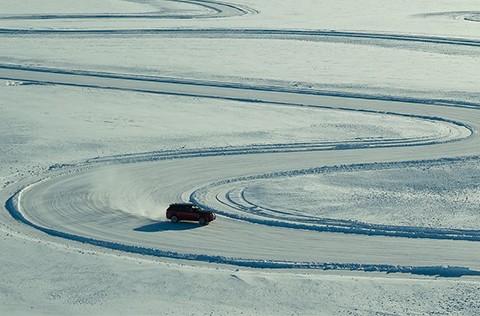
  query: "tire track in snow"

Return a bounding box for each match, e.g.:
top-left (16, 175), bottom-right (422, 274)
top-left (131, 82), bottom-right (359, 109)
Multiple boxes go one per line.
top-left (417, 11), bottom-right (480, 23)
top-left (0, 66), bottom-right (472, 152)
top-left (192, 157), bottom-right (480, 241)
top-left (1, 28), bottom-right (480, 50)
top-left (0, 0), bottom-right (256, 20)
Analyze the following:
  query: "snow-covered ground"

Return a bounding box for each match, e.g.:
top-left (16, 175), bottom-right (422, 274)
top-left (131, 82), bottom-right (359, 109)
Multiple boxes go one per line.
top-left (1, 0), bottom-right (480, 315)
top-left (221, 158), bottom-right (480, 229)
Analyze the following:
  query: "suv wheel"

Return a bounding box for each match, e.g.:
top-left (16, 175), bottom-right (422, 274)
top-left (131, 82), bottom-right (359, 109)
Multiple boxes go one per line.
top-left (199, 217), bottom-right (207, 225)
top-left (170, 215), bottom-right (178, 223)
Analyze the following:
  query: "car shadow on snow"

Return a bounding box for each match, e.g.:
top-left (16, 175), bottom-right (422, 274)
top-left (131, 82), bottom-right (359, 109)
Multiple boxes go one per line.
top-left (134, 221), bottom-right (200, 232)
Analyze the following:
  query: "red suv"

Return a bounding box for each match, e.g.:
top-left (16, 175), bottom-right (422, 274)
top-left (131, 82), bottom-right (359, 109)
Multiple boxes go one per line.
top-left (166, 203), bottom-right (216, 225)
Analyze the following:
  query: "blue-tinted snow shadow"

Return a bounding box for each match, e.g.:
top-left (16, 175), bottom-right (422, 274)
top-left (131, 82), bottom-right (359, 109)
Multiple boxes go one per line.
top-left (134, 221), bottom-right (199, 232)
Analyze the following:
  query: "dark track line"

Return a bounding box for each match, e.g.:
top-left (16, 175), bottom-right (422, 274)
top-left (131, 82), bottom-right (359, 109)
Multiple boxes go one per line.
top-left (0, 0), bottom-right (255, 20)
top-left (1, 28), bottom-right (480, 48)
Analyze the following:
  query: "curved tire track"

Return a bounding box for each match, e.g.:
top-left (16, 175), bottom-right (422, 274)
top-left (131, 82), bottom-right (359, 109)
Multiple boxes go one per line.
top-left (5, 192), bottom-right (480, 277)
top-left (2, 28), bottom-right (480, 50)
top-left (0, 0), bottom-right (257, 20)
top-left (192, 157), bottom-right (480, 241)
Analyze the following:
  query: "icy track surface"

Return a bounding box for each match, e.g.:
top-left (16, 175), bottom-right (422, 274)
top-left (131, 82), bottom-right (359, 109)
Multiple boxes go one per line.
top-left (1, 0), bottom-right (480, 315)
top-left (2, 66), bottom-right (479, 273)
